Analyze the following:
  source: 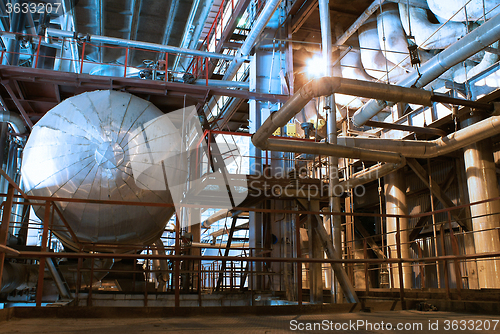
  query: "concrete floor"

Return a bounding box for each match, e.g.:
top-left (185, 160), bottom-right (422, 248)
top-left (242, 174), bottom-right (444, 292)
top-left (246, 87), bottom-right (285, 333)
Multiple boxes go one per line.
top-left (1, 311), bottom-right (499, 333)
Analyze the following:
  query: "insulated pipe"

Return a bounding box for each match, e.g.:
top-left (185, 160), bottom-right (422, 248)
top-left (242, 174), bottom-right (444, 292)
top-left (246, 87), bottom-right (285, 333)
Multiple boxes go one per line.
top-left (173, 0), bottom-right (203, 69)
top-left (266, 138), bottom-right (404, 164)
top-left (385, 170), bottom-right (412, 288)
top-left (358, 17), bottom-right (408, 83)
top-left (352, 10), bottom-right (500, 126)
top-left (202, 209), bottom-right (230, 228)
top-left (221, 0), bottom-right (282, 82)
top-left (340, 49), bottom-right (375, 81)
top-left (252, 76), bottom-right (436, 154)
top-left (45, 28), bottom-right (236, 61)
top-left (461, 114), bottom-right (500, 288)
top-left (335, 0), bottom-right (386, 46)
top-left (176, 0), bottom-right (216, 72)
top-left (427, 0), bottom-right (500, 21)
top-left (0, 109), bottom-right (26, 134)
top-left (338, 113), bottom-right (500, 158)
top-left (6, 1), bottom-right (27, 66)
top-left (152, 239), bottom-right (169, 289)
top-left (194, 79), bottom-right (249, 89)
top-left (0, 262), bottom-right (38, 294)
top-left (454, 42), bottom-right (500, 83)
top-left (399, 3), bottom-right (467, 50)
top-left (377, 4), bottom-right (413, 69)
top-left (319, 0), bottom-right (343, 303)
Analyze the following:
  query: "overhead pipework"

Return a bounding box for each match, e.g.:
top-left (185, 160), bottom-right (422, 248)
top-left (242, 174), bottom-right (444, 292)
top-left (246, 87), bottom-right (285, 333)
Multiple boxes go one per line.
top-left (352, 8), bottom-right (500, 127)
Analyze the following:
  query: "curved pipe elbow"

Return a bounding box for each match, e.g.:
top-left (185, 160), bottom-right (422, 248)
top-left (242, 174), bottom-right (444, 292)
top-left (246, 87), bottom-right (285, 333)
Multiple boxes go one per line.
top-left (399, 3), bottom-right (466, 50)
top-left (0, 110), bottom-right (27, 134)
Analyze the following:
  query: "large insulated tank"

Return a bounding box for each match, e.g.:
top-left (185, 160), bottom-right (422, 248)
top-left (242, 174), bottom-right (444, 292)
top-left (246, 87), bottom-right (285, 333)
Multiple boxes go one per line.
top-left (21, 90), bottom-right (175, 250)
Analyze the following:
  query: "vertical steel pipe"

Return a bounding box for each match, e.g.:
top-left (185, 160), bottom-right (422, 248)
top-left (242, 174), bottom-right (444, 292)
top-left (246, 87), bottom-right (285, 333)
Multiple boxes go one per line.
top-left (385, 170), bottom-right (412, 288)
top-left (461, 114), bottom-right (500, 288)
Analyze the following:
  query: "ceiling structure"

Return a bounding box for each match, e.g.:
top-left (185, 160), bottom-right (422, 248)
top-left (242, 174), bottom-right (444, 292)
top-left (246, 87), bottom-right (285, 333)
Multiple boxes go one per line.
top-left (0, 0), bottom-right (498, 139)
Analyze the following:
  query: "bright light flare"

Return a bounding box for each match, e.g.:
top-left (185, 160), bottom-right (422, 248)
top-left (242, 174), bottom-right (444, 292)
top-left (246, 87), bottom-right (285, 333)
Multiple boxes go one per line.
top-left (306, 55), bottom-right (327, 79)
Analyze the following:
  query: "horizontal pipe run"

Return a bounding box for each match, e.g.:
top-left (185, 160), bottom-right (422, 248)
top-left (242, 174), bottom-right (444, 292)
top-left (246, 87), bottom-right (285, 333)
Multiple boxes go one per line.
top-left (339, 114), bottom-right (500, 158)
top-left (252, 76), bottom-right (439, 159)
top-left (352, 9), bottom-right (500, 126)
top-left (45, 28), bottom-right (236, 61)
top-left (7, 193), bottom-right (500, 220)
top-left (194, 79), bottom-right (249, 89)
top-left (202, 209), bottom-right (230, 228)
top-left (364, 120), bottom-right (447, 137)
top-left (266, 138), bottom-right (405, 164)
top-left (431, 94), bottom-right (494, 111)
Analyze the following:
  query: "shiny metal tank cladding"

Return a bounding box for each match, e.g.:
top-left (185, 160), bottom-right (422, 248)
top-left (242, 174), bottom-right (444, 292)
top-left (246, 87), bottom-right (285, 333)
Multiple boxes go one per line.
top-left (21, 90), bottom-right (175, 250)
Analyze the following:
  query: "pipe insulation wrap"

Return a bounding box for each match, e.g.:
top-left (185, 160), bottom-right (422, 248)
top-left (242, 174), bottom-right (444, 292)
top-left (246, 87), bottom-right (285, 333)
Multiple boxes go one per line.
top-left (339, 115), bottom-right (500, 158)
top-left (352, 9), bottom-right (500, 127)
top-left (398, 3), bottom-right (467, 50)
top-left (21, 90), bottom-right (176, 251)
top-left (0, 109), bottom-right (26, 134)
top-left (427, 0), bottom-right (500, 22)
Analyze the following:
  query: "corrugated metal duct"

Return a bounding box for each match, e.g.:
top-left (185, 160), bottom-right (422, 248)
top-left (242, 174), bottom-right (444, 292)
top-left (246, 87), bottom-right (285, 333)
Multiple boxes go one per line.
top-left (21, 90), bottom-right (175, 251)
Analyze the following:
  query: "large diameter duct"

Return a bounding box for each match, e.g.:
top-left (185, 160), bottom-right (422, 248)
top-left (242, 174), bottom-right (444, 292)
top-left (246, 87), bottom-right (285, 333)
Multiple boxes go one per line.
top-left (352, 9), bottom-right (500, 127)
top-left (398, 4), bottom-right (467, 50)
top-left (0, 262), bottom-right (38, 294)
top-left (358, 17), bottom-right (408, 83)
top-left (336, 49), bottom-right (369, 116)
top-left (427, 0), bottom-right (500, 21)
top-left (21, 90), bottom-right (175, 251)
top-left (338, 113), bottom-right (500, 158)
top-left (454, 42), bottom-right (500, 83)
top-left (340, 49), bottom-right (375, 82)
top-left (461, 114), bottom-right (500, 288)
top-left (377, 4), bottom-right (413, 69)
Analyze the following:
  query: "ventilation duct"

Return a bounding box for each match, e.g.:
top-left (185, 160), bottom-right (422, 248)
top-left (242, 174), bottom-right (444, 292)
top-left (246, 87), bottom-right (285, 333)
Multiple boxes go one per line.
top-left (21, 90), bottom-right (175, 251)
top-left (0, 110), bottom-right (26, 134)
top-left (377, 4), bottom-right (414, 69)
top-left (427, 0), bottom-right (500, 21)
top-left (352, 9), bottom-right (500, 127)
top-left (358, 17), bottom-right (408, 83)
top-left (398, 3), bottom-right (467, 50)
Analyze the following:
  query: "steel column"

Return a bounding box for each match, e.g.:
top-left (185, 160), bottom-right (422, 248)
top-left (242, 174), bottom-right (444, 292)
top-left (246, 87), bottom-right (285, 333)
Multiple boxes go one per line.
top-left (385, 170), bottom-right (412, 288)
top-left (461, 114), bottom-right (500, 288)
top-left (0, 185), bottom-right (14, 292)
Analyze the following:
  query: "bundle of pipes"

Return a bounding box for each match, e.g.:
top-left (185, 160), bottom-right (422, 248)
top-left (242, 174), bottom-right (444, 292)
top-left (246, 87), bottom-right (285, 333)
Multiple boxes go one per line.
top-left (352, 4), bottom-right (500, 126)
top-left (326, 1), bottom-right (500, 116)
top-left (252, 76), bottom-right (495, 158)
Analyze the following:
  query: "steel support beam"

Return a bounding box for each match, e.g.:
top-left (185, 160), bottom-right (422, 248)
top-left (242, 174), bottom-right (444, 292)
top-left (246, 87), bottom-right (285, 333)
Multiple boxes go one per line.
top-left (1, 81), bottom-right (33, 130)
top-left (354, 222), bottom-right (386, 259)
top-left (409, 166), bottom-right (456, 241)
top-left (406, 158), bottom-right (470, 230)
